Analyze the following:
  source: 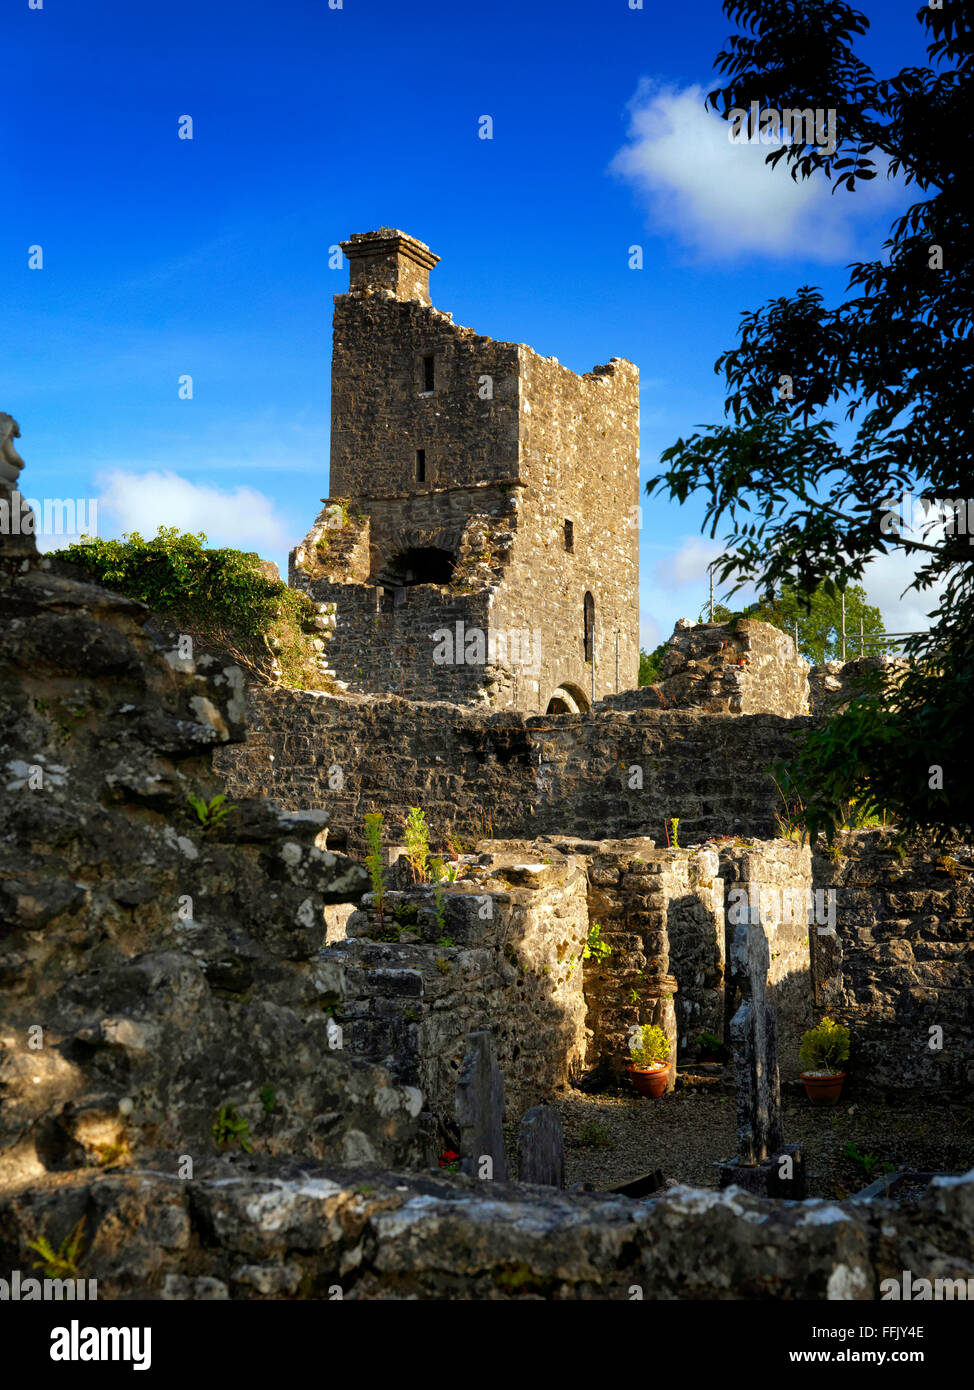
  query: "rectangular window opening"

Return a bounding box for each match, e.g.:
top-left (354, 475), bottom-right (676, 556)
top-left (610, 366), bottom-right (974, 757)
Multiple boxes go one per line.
top-left (415, 448), bottom-right (426, 482)
top-left (564, 519), bottom-right (574, 553)
top-left (422, 355), bottom-right (435, 392)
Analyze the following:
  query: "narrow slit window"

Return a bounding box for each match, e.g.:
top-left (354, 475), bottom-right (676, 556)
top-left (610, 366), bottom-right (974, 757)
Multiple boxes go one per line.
top-left (583, 591), bottom-right (595, 663)
top-left (415, 448), bottom-right (426, 482)
top-left (422, 355), bottom-right (435, 392)
top-left (564, 519), bottom-right (574, 553)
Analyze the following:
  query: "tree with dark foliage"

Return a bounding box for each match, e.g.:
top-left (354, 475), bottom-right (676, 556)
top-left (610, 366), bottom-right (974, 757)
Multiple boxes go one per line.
top-left (647, 2), bottom-right (973, 841)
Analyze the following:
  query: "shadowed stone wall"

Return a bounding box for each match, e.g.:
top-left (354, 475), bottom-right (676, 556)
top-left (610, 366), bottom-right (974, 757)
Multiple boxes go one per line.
top-left (813, 830), bottom-right (974, 1095)
top-left (216, 689), bottom-right (810, 852)
top-left (323, 847), bottom-right (589, 1140)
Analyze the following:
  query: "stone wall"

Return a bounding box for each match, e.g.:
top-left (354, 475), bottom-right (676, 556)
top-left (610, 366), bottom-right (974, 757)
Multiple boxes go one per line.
top-left (808, 655), bottom-right (909, 715)
top-left (812, 831), bottom-right (974, 1095)
top-left (215, 688), bottom-right (811, 853)
top-left (329, 278), bottom-right (521, 500)
top-left (606, 618), bottom-right (809, 717)
top-left (561, 840), bottom-right (723, 1076)
top-left (4, 1161), bottom-right (972, 1300)
top-left (287, 229), bottom-right (639, 713)
top-left (291, 490), bottom-right (524, 704)
top-left (324, 848), bottom-right (589, 1137)
top-left (306, 580), bottom-right (503, 705)
top-left (498, 349), bottom-right (640, 708)
top-left (718, 840), bottom-right (814, 1078)
top-left (7, 422), bottom-right (974, 1306)
top-left (0, 550), bottom-right (422, 1187)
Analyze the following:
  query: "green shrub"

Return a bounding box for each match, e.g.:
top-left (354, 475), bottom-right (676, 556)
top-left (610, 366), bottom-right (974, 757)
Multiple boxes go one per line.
top-left (404, 807), bottom-right (431, 883)
top-left (188, 792), bottom-right (234, 830)
top-left (799, 1017), bottom-right (850, 1073)
top-left (582, 922), bottom-right (612, 964)
top-left (53, 527), bottom-right (330, 689)
top-left (364, 813), bottom-right (387, 928)
top-left (578, 1119), bottom-right (613, 1149)
top-left (628, 1024), bottom-right (670, 1068)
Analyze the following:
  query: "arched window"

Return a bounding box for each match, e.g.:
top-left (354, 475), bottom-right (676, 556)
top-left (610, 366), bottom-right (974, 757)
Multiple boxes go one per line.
top-left (583, 591), bottom-right (595, 663)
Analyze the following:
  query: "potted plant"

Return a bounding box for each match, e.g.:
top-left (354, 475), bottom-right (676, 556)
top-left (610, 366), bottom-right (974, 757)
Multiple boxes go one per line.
top-left (626, 1023), bottom-right (670, 1098)
top-left (799, 1016), bottom-right (850, 1104)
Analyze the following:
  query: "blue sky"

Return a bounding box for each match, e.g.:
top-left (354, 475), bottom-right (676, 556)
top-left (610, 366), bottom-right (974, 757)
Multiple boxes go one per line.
top-left (3, 0), bottom-right (942, 645)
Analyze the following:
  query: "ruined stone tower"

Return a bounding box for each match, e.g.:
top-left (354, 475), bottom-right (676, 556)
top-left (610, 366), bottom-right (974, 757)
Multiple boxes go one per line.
top-left (290, 228), bottom-right (639, 712)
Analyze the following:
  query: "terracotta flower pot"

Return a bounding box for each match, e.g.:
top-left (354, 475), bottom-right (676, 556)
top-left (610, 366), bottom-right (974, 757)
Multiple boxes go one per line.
top-left (627, 1063), bottom-right (668, 1098)
top-left (801, 1071), bottom-right (846, 1105)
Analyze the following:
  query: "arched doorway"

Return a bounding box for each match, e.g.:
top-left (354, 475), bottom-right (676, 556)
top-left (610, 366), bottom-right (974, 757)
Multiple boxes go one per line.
top-left (545, 684), bottom-right (591, 714)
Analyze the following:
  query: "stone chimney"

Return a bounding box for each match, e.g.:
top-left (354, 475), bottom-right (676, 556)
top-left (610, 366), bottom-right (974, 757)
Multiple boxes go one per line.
top-left (339, 229), bottom-right (440, 307)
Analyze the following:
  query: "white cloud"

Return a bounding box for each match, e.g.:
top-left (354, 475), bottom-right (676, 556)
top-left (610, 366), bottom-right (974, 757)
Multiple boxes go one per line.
top-left (641, 527), bottom-right (946, 650)
top-left (654, 534), bottom-right (725, 590)
top-left (93, 469), bottom-right (292, 556)
top-left (860, 545), bottom-right (945, 635)
top-left (610, 80), bottom-right (900, 262)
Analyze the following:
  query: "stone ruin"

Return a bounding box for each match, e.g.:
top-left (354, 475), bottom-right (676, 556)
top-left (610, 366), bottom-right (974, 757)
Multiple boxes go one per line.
top-left (289, 229), bottom-right (639, 713)
top-left (2, 288), bottom-right (974, 1302)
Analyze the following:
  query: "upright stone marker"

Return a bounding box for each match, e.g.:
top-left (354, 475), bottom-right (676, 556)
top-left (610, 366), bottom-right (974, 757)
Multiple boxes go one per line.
top-left (0, 413), bottom-right (36, 559)
top-left (456, 1030), bottom-right (509, 1182)
top-left (518, 1105), bottom-right (564, 1187)
top-left (718, 920), bottom-right (806, 1197)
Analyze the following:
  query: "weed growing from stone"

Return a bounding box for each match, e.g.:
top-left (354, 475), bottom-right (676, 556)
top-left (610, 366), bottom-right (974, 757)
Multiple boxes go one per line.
top-left (578, 1120), bottom-right (613, 1150)
top-left (404, 806), bottom-right (431, 883)
top-left (213, 1104), bottom-right (253, 1153)
top-left (583, 922), bottom-right (612, 964)
top-left (93, 1137), bottom-right (131, 1167)
top-left (28, 1217), bottom-right (86, 1280)
top-left (364, 812), bottom-right (387, 930)
top-left (188, 792), bottom-right (233, 830)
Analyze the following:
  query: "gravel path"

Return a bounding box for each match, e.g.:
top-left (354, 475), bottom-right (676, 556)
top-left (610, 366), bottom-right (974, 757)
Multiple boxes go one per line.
top-left (555, 1081), bottom-right (974, 1199)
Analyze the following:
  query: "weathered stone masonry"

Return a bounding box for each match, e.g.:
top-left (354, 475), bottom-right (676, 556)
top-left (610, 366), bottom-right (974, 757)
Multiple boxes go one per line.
top-left (289, 228), bottom-right (639, 713)
top-left (6, 416), bottom-right (974, 1300)
top-left (323, 848), bottom-right (590, 1139)
top-left (813, 831), bottom-right (974, 1094)
top-left (216, 687), bottom-right (811, 851)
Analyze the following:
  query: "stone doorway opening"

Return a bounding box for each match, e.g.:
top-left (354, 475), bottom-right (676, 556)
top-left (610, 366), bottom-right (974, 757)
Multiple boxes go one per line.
top-left (379, 546), bottom-right (455, 587)
top-left (546, 684), bottom-right (590, 714)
